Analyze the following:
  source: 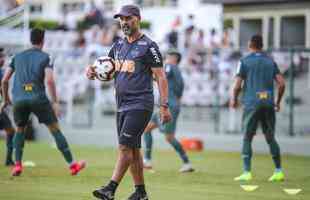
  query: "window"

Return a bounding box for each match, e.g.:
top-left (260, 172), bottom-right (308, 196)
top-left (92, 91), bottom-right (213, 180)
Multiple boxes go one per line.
top-left (281, 16), bottom-right (305, 48)
top-left (167, 0), bottom-right (178, 7)
top-left (240, 19), bottom-right (262, 48)
top-left (103, 0), bottom-right (114, 10)
top-left (134, 0), bottom-right (178, 7)
top-left (29, 4), bottom-right (42, 14)
top-left (134, 0), bottom-right (155, 7)
top-left (268, 17), bottom-right (274, 48)
top-left (200, 0), bottom-right (217, 4)
top-left (62, 2), bottom-right (85, 13)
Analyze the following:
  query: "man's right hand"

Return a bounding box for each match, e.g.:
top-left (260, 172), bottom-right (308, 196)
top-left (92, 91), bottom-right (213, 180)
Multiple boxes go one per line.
top-left (275, 102), bottom-right (281, 112)
top-left (86, 65), bottom-right (96, 80)
top-left (52, 102), bottom-right (61, 117)
top-left (0, 99), bottom-right (11, 113)
top-left (229, 99), bottom-right (239, 109)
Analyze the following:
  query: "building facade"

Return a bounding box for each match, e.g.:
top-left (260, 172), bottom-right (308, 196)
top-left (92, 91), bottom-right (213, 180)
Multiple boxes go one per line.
top-left (220, 0), bottom-right (310, 49)
top-left (6, 0), bottom-right (222, 41)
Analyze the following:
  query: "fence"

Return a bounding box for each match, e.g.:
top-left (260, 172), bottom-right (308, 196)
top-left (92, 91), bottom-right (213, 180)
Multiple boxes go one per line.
top-left (0, 30), bottom-right (309, 137)
top-left (273, 48), bottom-right (310, 136)
top-left (26, 47), bottom-right (306, 137)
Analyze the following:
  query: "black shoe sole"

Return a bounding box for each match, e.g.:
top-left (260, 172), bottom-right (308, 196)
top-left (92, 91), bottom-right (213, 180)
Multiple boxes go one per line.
top-left (181, 168), bottom-right (195, 173)
top-left (5, 160), bottom-right (15, 166)
top-left (127, 193), bottom-right (149, 200)
top-left (12, 171), bottom-right (22, 176)
top-left (93, 190), bottom-right (113, 200)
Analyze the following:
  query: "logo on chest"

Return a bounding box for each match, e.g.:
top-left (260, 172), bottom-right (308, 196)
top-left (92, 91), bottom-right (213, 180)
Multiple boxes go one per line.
top-left (115, 60), bottom-right (135, 73)
top-left (130, 48), bottom-right (140, 57)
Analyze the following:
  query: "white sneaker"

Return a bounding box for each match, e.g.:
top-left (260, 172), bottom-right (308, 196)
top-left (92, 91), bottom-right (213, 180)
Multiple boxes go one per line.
top-left (143, 159), bottom-right (152, 170)
top-left (179, 163), bottom-right (194, 173)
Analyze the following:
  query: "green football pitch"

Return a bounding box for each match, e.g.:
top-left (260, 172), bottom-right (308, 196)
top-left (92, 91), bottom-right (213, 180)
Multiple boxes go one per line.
top-left (0, 141), bottom-right (309, 200)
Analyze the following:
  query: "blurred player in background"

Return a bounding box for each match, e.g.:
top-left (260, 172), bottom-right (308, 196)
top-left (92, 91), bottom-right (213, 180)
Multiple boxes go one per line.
top-left (0, 47), bottom-right (16, 166)
top-left (87, 5), bottom-right (171, 200)
top-left (143, 49), bottom-right (194, 173)
top-left (1, 28), bottom-right (86, 176)
top-left (230, 35), bottom-right (286, 182)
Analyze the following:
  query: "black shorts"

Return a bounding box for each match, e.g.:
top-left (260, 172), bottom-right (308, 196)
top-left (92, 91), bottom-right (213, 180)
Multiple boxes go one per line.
top-left (13, 100), bottom-right (58, 127)
top-left (0, 112), bottom-right (13, 130)
top-left (117, 110), bottom-right (152, 148)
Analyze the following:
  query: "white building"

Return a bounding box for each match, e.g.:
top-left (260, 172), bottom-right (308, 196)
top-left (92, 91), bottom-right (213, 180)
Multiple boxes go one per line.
top-left (215, 0), bottom-right (310, 49)
top-left (0, 0), bottom-right (223, 47)
top-left (12, 0), bottom-right (222, 39)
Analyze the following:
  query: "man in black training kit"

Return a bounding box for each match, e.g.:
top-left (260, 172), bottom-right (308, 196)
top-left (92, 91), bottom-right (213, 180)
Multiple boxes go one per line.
top-left (0, 47), bottom-right (16, 166)
top-left (87, 5), bottom-right (171, 200)
top-left (1, 28), bottom-right (86, 176)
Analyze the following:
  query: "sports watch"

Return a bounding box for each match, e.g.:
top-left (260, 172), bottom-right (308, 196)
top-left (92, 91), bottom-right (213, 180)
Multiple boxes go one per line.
top-left (160, 102), bottom-right (169, 108)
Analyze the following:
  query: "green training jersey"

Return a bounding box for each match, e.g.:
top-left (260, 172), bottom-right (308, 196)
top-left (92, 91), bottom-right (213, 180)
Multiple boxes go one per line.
top-left (165, 64), bottom-right (184, 109)
top-left (236, 52), bottom-right (280, 110)
top-left (9, 48), bottom-right (53, 104)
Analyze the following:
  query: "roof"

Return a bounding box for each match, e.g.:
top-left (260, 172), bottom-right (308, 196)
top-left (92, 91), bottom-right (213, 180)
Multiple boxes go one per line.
top-left (204, 0), bottom-right (309, 5)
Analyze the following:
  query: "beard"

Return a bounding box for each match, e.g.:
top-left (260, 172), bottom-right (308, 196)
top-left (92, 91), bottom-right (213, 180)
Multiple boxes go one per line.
top-left (122, 24), bottom-right (135, 36)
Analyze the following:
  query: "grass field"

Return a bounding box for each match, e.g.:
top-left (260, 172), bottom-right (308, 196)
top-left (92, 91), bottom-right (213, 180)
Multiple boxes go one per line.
top-left (0, 141), bottom-right (309, 200)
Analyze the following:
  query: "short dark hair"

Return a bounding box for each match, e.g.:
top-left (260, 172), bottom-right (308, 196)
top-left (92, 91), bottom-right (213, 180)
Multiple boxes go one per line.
top-left (30, 28), bottom-right (45, 45)
top-left (250, 34), bottom-right (263, 49)
top-left (172, 53), bottom-right (182, 64)
top-left (0, 47), bottom-right (4, 57)
top-left (167, 49), bottom-right (182, 64)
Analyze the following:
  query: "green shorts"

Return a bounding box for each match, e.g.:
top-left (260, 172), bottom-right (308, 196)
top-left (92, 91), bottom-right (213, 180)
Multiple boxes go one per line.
top-left (13, 100), bottom-right (58, 127)
top-left (151, 108), bottom-right (180, 134)
top-left (242, 105), bottom-right (276, 139)
top-left (0, 111), bottom-right (13, 130)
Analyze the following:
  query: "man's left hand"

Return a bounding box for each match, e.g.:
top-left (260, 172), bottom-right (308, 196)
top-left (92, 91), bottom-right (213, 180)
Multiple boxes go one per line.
top-left (160, 106), bottom-right (172, 124)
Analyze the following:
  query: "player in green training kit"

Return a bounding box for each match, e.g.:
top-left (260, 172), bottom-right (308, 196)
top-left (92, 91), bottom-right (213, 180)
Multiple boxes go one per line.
top-left (143, 49), bottom-right (194, 173)
top-left (0, 47), bottom-right (16, 166)
top-left (230, 35), bottom-right (286, 182)
top-left (1, 28), bottom-right (86, 176)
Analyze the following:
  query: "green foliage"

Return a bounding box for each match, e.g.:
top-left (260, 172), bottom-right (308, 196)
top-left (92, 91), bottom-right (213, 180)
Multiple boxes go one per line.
top-left (224, 19), bottom-right (233, 30)
top-left (140, 20), bottom-right (151, 30)
top-left (77, 19), bottom-right (93, 31)
top-left (30, 19), bottom-right (59, 30)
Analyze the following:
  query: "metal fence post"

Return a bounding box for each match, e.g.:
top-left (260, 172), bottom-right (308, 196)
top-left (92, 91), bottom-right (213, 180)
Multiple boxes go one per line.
top-left (288, 48), bottom-right (295, 136)
top-left (214, 70), bottom-right (220, 134)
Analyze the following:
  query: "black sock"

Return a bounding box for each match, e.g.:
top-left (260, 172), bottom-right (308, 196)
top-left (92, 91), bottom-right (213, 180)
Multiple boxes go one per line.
top-left (135, 184), bottom-right (146, 194)
top-left (107, 180), bottom-right (119, 193)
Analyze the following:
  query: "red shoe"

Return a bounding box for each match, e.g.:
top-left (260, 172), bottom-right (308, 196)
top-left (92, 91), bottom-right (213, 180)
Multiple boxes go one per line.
top-left (70, 160), bottom-right (86, 176)
top-left (12, 162), bottom-right (23, 176)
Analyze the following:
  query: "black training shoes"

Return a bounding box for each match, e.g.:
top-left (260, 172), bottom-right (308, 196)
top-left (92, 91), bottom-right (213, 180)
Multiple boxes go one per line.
top-left (93, 186), bottom-right (115, 200)
top-left (127, 191), bottom-right (149, 200)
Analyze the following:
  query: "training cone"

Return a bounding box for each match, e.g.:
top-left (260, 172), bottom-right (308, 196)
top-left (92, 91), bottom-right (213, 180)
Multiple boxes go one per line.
top-left (23, 161), bottom-right (36, 167)
top-left (50, 142), bottom-right (57, 149)
top-left (283, 189), bottom-right (302, 195)
top-left (180, 138), bottom-right (203, 152)
top-left (240, 185), bottom-right (259, 192)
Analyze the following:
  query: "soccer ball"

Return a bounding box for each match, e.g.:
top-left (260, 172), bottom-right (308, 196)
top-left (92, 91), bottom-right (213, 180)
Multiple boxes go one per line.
top-left (93, 56), bottom-right (115, 81)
